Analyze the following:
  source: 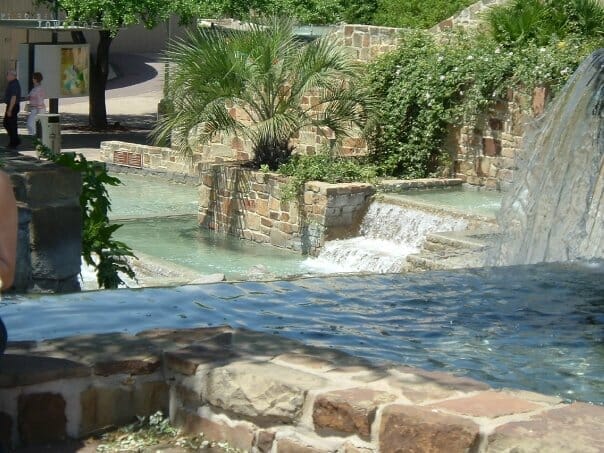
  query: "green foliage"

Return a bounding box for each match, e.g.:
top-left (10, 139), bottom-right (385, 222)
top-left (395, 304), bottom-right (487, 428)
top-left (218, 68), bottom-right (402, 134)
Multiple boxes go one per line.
top-left (485, 0), bottom-right (604, 46)
top-left (278, 150), bottom-right (377, 200)
top-left (36, 143), bottom-right (136, 289)
top-left (38, 0), bottom-right (199, 34)
top-left (365, 29), bottom-right (602, 178)
top-left (154, 16), bottom-right (374, 170)
top-left (372, 0), bottom-right (476, 29)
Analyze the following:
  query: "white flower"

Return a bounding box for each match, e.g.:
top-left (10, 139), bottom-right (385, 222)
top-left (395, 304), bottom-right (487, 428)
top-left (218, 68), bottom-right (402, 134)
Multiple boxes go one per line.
top-left (467, 55), bottom-right (474, 60)
top-left (437, 55), bottom-right (444, 62)
top-left (494, 48), bottom-right (501, 54)
top-left (425, 93), bottom-right (431, 99)
top-left (440, 75), bottom-right (445, 81)
top-left (459, 91), bottom-right (464, 96)
top-left (539, 47), bottom-right (546, 52)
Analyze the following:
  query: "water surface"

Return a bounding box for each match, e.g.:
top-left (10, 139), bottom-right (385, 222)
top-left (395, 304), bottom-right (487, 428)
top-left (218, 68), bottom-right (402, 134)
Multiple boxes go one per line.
top-left (3, 261), bottom-right (602, 404)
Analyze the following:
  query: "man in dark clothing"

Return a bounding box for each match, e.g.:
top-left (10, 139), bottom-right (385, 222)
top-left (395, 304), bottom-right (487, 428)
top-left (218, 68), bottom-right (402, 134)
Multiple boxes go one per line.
top-left (3, 69), bottom-right (21, 149)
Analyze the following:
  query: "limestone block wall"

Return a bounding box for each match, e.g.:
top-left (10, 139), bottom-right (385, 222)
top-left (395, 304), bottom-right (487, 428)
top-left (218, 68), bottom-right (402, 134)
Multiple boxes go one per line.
top-left (449, 87), bottom-right (548, 190)
top-left (329, 24), bottom-right (403, 62)
top-left (1, 152), bottom-right (82, 293)
top-left (430, 0), bottom-right (509, 33)
top-left (1, 326), bottom-right (602, 452)
top-left (198, 163), bottom-right (374, 255)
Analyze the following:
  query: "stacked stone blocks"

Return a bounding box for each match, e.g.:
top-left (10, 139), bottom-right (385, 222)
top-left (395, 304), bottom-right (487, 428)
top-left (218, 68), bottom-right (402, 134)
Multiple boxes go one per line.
top-left (198, 163), bottom-right (374, 255)
top-left (1, 326), bottom-right (602, 451)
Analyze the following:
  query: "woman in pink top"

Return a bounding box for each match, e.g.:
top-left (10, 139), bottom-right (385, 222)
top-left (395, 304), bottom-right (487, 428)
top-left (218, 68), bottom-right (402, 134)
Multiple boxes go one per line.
top-left (26, 72), bottom-right (47, 136)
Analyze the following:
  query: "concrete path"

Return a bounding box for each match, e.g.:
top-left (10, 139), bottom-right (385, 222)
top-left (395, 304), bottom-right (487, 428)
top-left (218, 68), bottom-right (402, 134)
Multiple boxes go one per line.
top-left (1, 52), bottom-right (164, 161)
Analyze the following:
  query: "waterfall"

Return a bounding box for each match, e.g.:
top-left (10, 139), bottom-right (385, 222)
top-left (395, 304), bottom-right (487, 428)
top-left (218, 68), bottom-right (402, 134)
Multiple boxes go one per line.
top-left (490, 49), bottom-right (604, 266)
top-left (304, 201), bottom-right (468, 273)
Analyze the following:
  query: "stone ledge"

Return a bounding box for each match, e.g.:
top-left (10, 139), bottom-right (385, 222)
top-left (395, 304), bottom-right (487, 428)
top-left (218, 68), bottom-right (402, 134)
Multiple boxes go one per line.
top-left (1, 327), bottom-right (602, 451)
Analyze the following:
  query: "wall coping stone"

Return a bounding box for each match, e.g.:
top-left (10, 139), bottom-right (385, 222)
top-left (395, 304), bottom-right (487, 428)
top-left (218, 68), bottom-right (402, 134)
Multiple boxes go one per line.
top-left (1, 325), bottom-right (602, 451)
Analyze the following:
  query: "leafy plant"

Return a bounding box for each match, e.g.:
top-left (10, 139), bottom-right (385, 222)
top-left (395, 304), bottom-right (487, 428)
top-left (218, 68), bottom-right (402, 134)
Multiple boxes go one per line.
top-left (365, 28), bottom-right (602, 178)
top-left (372, 0), bottom-right (476, 29)
top-left (36, 143), bottom-right (136, 289)
top-left (153, 16), bottom-right (374, 170)
top-left (278, 149), bottom-right (377, 200)
top-left (485, 0), bottom-right (604, 46)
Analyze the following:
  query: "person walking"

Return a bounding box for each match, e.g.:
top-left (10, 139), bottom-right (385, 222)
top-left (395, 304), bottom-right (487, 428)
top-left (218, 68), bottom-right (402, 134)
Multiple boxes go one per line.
top-left (3, 69), bottom-right (21, 149)
top-left (26, 72), bottom-right (47, 136)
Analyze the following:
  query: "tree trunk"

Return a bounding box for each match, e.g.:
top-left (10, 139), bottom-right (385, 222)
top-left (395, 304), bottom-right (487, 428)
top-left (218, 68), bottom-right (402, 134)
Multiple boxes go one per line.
top-left (89, 30), bottom-right (113, 129)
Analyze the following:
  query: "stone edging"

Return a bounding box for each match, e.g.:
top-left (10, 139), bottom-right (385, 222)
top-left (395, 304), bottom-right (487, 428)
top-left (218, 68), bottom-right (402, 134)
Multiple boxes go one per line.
top-left (1, 326), bottom-right (602, 451)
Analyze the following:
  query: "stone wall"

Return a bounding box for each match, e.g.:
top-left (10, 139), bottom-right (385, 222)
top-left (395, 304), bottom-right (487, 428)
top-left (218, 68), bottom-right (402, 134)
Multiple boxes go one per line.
top-left (449, 87), bottom-right (548, 190)
top-left (2, 326), bottom-right (602, 451)
top-left (430, 0), bottom-right (509, 33)
top-left (1, 152), bottom-right (82, 293)
top-left (199, 163), bottom-right (374, 255)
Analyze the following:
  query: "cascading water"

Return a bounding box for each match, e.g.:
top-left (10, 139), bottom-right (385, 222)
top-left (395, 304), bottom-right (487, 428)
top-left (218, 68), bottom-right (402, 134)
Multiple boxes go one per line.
top-left (490, 49), bottom-right (604, 265)
top-left (304, 201), bottom-right (468, 273)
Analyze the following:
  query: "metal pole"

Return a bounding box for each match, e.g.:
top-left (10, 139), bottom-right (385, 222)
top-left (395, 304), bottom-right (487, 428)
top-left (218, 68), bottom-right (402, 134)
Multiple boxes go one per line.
top-left (49, 0), bottom-right (59, 114)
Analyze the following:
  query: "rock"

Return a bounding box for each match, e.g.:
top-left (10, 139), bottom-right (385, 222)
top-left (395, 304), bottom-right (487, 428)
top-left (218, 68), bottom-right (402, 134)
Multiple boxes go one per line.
top-left (427, 390), bottom-right (545, 418)
top-left (202, 361), bottom-right (327, 423)
top-left (379, 404), bottom-right (480, 453)
top-left (488, 402), bottom-right (604, 453)
top-left (18, 393), bottom-right (67, 445)
top-left (313, 388), bottom-right (397, 438)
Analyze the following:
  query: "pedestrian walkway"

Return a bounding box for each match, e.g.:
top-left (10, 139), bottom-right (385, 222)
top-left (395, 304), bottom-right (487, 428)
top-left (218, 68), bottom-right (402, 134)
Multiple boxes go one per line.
top-left (0, 52), bottom-right (164, 161)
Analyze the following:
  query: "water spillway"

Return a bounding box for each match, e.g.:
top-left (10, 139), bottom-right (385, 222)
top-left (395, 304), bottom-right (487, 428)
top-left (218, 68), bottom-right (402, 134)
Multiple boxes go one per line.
top-left (491, 49), bottom-right (604, 265)
top-left (305, 201), bottom-right (468, 273)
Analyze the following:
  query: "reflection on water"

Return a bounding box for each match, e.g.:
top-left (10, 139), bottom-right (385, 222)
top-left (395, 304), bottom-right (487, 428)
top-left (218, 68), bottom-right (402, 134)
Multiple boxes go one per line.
top-left (3, 261), bottom-right (603, 404)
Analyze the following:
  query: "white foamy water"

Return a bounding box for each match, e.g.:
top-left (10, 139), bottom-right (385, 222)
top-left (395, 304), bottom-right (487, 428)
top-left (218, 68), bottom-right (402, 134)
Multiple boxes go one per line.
top-left (306, 202), bottom-right (468, 273)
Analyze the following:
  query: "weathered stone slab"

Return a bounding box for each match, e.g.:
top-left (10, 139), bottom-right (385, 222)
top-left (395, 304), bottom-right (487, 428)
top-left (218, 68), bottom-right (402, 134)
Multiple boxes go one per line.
top-left (137, 326), bottom-right (233, 349)
top-left (428, 390), bottom-right (545, 418)
top-left (337, 442), bottom-right (374, 453)
top-left (379, 404), bottom-right (480, 453)
top-left (0, 354), bottom-right (90, 388)
top-left (202, 361), bottom-right (327, 423)
top-left (254, 430), bottom-right (276, 452)
top-left (276, 437), bottom-right (331, 453)
top-left (313, 388), bottom-right (397, 438)
top-left (18, 393), bottom-right (67, 445)
top-left (164, 344), bottom-right (237, 376)
top-left (41, 333), bottom-right (161, 376)
top-left (487, 402), bottom-right (604, 453)
top-left (173, 407), bottom-right (254, 451)
top-left (386, 366), bottom-right (490, 403)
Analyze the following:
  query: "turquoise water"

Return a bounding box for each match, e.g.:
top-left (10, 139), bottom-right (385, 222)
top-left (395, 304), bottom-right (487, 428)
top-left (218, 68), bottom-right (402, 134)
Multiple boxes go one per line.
top-left (115, 216), bottom-right (311, 280)
top-left (107, 174), bottom-right (310, 280)
top-left (3, 261), bottom-right (603, 404)
top-left (386, 187), bottom-right (503, 218)
top-left (108, 173), bottom-right (198, 220)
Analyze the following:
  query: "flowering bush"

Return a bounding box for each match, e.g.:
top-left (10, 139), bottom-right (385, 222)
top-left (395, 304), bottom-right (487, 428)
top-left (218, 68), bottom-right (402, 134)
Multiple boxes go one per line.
top-left (365, 29), bottom-right (602, 178)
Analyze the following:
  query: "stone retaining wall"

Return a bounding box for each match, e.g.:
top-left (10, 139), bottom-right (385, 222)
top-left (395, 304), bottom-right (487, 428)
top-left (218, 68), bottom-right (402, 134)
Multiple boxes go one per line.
top-left (1, 152), bottom-right (82, 293)
top-left (430, 0), bottom-right (508, 33)
top-left (1, 326), bottom-right (602, 451)
top-left (198, 163), bottom-right (374, 255)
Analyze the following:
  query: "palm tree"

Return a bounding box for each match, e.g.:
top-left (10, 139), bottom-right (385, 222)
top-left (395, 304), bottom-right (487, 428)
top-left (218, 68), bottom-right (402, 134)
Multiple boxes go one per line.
top-left (152, 16), bottom-right (373, 169)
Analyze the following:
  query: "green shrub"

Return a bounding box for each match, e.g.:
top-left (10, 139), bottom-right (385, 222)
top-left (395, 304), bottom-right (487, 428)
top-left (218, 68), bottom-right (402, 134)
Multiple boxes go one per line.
top-left (278, 150), bottom-right (378, 200)
top-left (485, 0), bottom-right (604, 46)
top-left (365, 29), bottom-right (602, 178)
top-left (36, 142), bottom-right (136, 289)
top-left (373, 0), bottom-right (476, 29)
